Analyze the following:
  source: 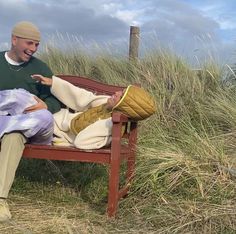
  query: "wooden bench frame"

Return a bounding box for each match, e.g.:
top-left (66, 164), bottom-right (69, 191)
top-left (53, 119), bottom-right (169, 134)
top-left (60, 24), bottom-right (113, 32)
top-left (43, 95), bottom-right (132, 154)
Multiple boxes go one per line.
top-left (22, 75), bottom-right (138, 217)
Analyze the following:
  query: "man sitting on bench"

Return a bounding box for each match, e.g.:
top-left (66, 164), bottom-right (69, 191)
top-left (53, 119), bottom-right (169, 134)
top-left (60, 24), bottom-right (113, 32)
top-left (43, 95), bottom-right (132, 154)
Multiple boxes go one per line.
top-left (32, 74), bottom-right (156, 149)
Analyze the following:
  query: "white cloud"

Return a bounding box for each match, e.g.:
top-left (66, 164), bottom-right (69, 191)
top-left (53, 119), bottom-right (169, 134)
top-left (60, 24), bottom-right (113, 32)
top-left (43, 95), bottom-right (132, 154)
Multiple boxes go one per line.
top-left (190, 1), bottom-right (236, 30)
top-left (113, 9), bottom-right (141, 25)
top-left (102, 2), bottom-right (122, 12)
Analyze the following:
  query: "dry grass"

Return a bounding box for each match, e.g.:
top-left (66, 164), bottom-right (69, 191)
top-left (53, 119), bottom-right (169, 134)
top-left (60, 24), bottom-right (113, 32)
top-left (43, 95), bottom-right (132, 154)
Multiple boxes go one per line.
top-left (0, 191), bottom-right (158, 234)
top-left (0, 195), bottom-right (107, 234)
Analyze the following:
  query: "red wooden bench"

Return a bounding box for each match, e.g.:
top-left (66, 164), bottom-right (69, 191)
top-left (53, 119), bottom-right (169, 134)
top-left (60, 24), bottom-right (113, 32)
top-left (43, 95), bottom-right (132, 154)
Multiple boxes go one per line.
top-left (22, 75), bottom-right (138, 217)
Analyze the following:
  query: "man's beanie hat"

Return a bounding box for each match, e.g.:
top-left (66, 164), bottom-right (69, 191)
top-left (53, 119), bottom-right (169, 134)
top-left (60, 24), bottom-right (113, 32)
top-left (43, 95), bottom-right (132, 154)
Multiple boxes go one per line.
top-left (12, 21), bottom-right (41, 41)
top-left (113, 85), bottom-right (156, 120)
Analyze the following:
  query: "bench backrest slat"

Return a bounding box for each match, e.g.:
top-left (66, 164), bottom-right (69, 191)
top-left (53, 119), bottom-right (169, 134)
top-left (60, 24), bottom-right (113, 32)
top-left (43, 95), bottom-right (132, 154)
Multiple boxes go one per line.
top-left (57, 75), bottom-right (126, 95)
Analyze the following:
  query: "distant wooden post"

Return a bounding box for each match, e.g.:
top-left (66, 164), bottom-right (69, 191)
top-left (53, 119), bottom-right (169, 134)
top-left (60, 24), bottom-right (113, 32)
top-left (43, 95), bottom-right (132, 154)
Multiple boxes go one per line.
top-left (129, 26), bottom-right (140, 61)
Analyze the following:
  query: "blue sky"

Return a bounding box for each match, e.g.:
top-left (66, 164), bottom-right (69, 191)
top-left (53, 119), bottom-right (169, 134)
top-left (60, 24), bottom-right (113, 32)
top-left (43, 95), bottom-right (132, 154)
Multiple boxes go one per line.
top-left (0, 0), bottom-right (235, 65)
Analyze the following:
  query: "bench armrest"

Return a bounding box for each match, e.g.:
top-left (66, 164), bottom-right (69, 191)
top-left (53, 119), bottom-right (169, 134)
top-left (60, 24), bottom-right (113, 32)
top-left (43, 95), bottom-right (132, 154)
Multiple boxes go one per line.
top-left (112, 112), bottom-right (129, 123)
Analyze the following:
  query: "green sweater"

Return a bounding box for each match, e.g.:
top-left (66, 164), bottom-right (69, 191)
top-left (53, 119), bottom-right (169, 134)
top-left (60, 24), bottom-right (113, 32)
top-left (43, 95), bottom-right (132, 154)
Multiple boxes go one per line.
top-left (0, 51), bottom-right (61, 113)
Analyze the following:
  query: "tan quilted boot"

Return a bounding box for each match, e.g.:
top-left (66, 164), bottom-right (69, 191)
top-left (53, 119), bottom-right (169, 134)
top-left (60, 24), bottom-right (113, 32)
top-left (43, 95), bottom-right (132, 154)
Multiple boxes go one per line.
top-left (0, 199), bottom-right (11, 222)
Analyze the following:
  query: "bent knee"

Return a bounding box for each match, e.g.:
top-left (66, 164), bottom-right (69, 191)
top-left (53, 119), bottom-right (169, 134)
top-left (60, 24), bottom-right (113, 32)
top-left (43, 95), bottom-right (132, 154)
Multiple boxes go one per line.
top-left (30, 109), bottom-right (54, 126)
top-left (2, 132), bottom-right (26, 144)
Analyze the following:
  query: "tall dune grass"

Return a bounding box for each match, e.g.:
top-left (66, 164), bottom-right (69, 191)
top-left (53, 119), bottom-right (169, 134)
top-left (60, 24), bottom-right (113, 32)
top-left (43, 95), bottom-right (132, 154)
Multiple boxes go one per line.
top-left (33, 44), bottom-right (236, 233)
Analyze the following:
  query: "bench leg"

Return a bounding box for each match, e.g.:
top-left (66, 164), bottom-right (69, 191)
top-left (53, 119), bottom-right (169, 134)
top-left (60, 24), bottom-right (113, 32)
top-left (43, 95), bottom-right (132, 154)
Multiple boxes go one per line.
top-left (106, 121), bottom-right (137, 217)
top-left (107, 150), bottom-right (121, 217)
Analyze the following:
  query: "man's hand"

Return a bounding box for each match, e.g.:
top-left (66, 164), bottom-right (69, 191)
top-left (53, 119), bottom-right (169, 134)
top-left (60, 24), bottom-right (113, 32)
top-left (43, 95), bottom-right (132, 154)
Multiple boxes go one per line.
top-left (31, 74), bottom-right (53, 86)
top-left (24, 96), bottom-right (48, 113)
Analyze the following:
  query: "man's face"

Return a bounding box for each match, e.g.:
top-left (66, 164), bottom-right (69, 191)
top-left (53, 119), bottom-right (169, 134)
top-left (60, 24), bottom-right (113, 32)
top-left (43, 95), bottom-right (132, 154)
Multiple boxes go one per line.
top-left (11, 36), bottom-right (39, 62)
top-left (107, 90), bottom-right (123, 109)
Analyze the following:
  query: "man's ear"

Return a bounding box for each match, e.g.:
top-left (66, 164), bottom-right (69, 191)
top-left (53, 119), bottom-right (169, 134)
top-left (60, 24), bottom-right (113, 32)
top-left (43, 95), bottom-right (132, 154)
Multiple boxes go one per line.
top-left (11, 35), bottom-right (17, 46)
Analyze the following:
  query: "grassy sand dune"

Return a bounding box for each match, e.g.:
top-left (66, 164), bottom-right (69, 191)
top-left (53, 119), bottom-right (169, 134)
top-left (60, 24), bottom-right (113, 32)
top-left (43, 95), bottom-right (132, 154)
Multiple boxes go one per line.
top-left (2, 46), bottom-right (236, 233)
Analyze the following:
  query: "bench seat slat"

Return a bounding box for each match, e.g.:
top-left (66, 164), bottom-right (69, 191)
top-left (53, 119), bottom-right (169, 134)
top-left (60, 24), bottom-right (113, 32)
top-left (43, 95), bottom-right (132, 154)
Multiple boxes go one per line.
top-left (23, 144), bottom-right (130, 164)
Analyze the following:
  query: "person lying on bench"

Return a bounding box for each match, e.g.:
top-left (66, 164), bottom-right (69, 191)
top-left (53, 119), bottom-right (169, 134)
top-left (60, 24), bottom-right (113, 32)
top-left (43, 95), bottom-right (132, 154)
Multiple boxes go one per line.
top-left (32, 74), bottom-right (156, 149)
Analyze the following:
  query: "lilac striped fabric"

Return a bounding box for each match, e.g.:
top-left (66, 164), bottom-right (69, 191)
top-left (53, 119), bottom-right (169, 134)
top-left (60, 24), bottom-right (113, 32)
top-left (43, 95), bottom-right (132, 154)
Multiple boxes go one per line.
top-left (0, 88), bottom-right (37, 115)
top-left (0, 89), bottom-right (54, 145)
